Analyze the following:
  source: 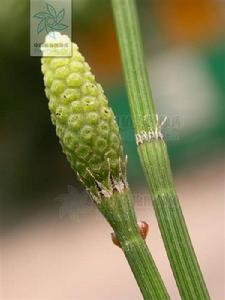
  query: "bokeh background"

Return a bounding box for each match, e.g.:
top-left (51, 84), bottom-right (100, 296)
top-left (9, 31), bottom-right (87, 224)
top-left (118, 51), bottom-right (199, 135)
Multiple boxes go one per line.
top-left (0, 0), bottom-right (224, 299)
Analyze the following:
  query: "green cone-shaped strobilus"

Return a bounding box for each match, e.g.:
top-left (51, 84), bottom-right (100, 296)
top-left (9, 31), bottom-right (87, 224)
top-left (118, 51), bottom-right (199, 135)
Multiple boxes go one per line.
top-left (41, 32), bottom-right (127, 203)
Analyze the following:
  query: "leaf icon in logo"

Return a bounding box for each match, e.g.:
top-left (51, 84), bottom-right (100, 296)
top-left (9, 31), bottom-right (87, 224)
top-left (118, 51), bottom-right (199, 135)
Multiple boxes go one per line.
top-left (33, 11), bottom-right (49, 19)
top-left (37, 18), bottom-right (46, 34)
top-left (57, 9), bottom-right (65, 23)
top-left (46, 3), bottom-right (56, 17)
top-left (52, 23), bottom-right (68, 31)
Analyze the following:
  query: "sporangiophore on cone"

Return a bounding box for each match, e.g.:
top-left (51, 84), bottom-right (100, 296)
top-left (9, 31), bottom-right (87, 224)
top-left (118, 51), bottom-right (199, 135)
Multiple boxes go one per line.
top-left (41, 32), bottom-right (127, 203)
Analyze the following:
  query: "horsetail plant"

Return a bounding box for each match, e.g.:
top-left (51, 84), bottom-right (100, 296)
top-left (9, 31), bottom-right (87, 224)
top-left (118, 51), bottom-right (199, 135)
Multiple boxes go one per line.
top-left (41, 32), bottom-right (170, 300)
top-left (111, 0), bottom-right (211, 299)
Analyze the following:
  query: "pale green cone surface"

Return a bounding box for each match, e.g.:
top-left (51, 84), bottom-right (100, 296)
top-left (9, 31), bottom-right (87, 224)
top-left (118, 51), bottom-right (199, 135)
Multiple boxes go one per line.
top-left (41, 32), bottom-right (125, 201)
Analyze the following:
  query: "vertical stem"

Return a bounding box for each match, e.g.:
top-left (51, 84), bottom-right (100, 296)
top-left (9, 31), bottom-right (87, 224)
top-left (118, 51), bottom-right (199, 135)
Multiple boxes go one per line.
top-left (111, 0), bottom-right (211, 299)
top-left (112, 0), bottom-right (157, 133)
top-left (98, 189), bottom-right (170, 300)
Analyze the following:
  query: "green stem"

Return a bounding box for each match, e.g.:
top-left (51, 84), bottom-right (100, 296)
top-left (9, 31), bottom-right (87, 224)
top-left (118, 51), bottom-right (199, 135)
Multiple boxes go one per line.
top-left (98, 188), bottom-right (170, 300)
top-left (111, 0), bottom-right (211, 299)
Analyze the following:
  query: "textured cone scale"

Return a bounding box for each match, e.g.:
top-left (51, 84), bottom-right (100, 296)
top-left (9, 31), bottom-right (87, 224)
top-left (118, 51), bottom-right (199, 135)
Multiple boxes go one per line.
top-left (41, 32), bottom-right (126, 202)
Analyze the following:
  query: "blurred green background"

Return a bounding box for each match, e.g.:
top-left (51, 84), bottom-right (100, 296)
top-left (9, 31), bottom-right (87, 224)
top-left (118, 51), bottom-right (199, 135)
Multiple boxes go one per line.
top-left (0, 0), bottom-right (224, 228)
